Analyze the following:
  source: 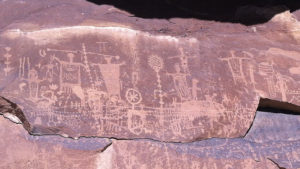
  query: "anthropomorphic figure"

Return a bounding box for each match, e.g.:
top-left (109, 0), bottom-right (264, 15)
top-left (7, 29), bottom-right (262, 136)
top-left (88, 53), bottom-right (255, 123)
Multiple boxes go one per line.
top-left (168, 63), bottom-right (191, 101)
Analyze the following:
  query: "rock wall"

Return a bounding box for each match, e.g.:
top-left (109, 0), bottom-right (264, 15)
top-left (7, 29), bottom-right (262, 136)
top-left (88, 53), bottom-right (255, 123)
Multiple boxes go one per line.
top-left (0, 0), bottom-right (299, 168)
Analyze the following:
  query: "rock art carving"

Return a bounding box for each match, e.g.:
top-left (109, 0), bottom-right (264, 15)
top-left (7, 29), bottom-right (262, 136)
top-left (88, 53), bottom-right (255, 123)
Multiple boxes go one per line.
top-left (125, 88), bottom-right (142, 109)
top-left (0, 0), bottom-right (300, 168)
top-left (0, 27), bottom-right (299, 142)
top-left (0, 0), bottom-right (299, 144)
top-left (219, 50), bottom-right (252, 85)
top-left (1, 111), bottom-right (299, 169)
top-left (3, 47), bottom-right (13, 77)
top-left (148, 55), bottom-right (164, 108)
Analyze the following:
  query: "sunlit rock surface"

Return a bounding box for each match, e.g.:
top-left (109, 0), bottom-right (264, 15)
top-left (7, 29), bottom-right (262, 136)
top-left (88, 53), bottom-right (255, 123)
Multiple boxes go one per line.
top-left (0, 0), bottom-right (299, 168)
top-left (0, 0), bottom-right (299, 142)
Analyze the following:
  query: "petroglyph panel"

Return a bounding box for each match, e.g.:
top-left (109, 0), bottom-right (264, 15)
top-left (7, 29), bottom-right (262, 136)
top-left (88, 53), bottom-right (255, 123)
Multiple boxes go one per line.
top-left (2, 110), bottom-right (300, 169)
top-left (111, 111), bottom-right (300, 169)
top-left (0, 26), bottom-right (300, 142)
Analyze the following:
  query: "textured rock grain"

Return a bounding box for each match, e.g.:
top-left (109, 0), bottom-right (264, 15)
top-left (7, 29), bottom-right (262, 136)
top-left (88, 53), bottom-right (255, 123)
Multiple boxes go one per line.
top-left (0, 0), bottom-right (299, 142)
top-left (2, 111), bottom-right (300, 168)
top-left (0, 0), bottom-right (299, 168)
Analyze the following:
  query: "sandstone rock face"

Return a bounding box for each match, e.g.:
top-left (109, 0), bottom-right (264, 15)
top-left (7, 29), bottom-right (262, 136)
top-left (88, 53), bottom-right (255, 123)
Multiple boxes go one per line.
top-left (0, 115), bottom-right (111, 169)
top-left (2, 110), bottom-right (300, 169)
top-left (0, 0), bottom-right (300, 142)
top-left (0, 0), bottom-right (299, 168)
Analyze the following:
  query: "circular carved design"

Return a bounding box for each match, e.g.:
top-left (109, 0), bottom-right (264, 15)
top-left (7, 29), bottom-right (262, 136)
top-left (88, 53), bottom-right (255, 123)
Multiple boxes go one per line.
top-left (125, 88), bottom-right (142, 105)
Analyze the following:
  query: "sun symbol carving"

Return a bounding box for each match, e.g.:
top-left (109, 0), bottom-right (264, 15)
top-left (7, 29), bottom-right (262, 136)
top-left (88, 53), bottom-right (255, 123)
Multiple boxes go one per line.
top-left (126, 88), bottom-right (142, 105)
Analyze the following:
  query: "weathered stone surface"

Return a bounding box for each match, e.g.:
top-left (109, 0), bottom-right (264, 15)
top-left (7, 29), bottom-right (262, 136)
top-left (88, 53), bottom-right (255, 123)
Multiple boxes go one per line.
top-left (109, 111), bottom-right (300, 169)
top-left (0, 0), bottom-right (299, 143)
top-left (0, 115), bottom-right (111, 169)
top-left (0, 1), bottom-right (300, 168)
top-left (111, 140), bottom-right (279, 169)
top-left (245, 111), bottom-right (300, 143)
top-left (2, 111), bottom-right (300, 168)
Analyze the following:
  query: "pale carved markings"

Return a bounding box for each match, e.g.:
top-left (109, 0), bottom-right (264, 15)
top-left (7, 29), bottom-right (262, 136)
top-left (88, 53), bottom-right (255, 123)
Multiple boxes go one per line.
top-left (96, 55), bottom-right (124, 102)
top-left (45, 42), bottom-right (126, 111)
top-left (156, 49), bottom-right (241, 138)
top-left (261, 47), bottom-right (300, 103)
top-left (126, 47), bottom-right (143, 109)
top-left (258, 61), bottom-right (300, 102)
top-left (167, 63), bottom-right (191, 102)
top-left (0, 45), bottom-right (5, 81)
top-left (163, 49), bottom-right (228, 128)
top-left (19, 57), bottom-right (30, 79)
top-left (91, 42), bottom-right (125, 105)
top-left (82, 43), bottom-right (95, 89)
top-left (258, 62), bottom-right (277, 97)
top-left (18, 55), bottom-right (58, 109)
top-left (288, 67), bottom-right (300, 103)
top-left (46, 46), bottom-right (88, 110)
top-left (178, 47), bottom-right (191, 75)
top-left (1, 42), bottom-right (254, 139)
top-left (125, 88), bottom-right (142, 109)
top-left (1, 46), bottom-right (13, 77)
top-left (220, 50), bottom-right (252, 85)
top-left (48, 51), bottom-right (82, 110)
top-left (38, 42), bottom-right (187, 137)
top-left (7, 39), bottom-right (263, 139)
top-left (218, 50), bottom-right (300, 103)
top-left (53, 43), bottom-right (224, 137)
top-left (18, 54), bottom-right (49, 106)
top-left (166, 47), bottom-right (198, 103)
top-left (33, 42), bottom-right (147, 135)
top-left (248, 64), bottom-right (256, 86)
top-left (191, 79), bottom-right (201, 101)
top-left (148, 55), bottom-right (164, 109)
top-left (130, 47), bottom-right (140, 89)
top-left (3, 47), bottom-right (12, 76)
top-left (162, 49), bottom-right (205, 137)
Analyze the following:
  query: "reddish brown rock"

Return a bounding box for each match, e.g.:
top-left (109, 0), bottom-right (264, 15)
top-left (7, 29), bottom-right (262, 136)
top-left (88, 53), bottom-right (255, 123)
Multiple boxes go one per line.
top-left (0, 1), bottom-right (300, 168)
top-left (0, 0), bottom-right (299, 143)
top-left (0, 115), bottom-right (111, 169)
top-left (111, 139), bottom-right (280, 169)
top-left (109, 111), bottom-right (300, 169)
top-left (3, 110), bottom-right (300, 168)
